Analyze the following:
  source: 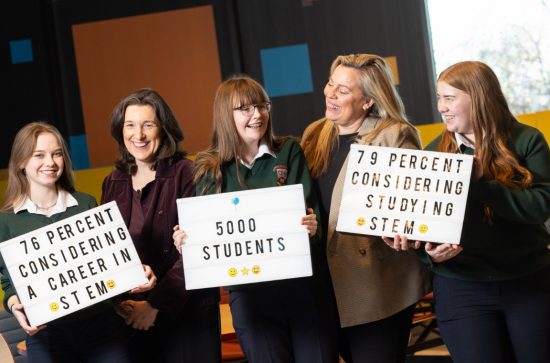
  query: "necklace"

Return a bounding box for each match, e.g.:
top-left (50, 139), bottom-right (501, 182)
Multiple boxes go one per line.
top-left (34, 200), bottom-right (57, 211)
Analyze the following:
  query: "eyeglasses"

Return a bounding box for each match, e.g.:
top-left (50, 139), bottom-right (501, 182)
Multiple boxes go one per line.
top-left (233, 102), bottom-right (272, 116)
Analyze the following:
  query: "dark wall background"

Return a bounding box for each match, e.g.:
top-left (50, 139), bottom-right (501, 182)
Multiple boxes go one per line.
top-left (234, 0), bottom-right (438, 136)
top-left (1, 0), bottom-right (64, 167)
top-left (1, 0), bottom-right (438, 169)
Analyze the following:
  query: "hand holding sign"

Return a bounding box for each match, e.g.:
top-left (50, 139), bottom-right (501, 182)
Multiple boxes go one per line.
top-left (172, 225), bottom-right (186, 254)
top-left (128, 264), bottom-right (157, 294)
top-left (301, 208), bottom-right (318, 237)
top-left (381, 235), bottom-right (422, 251)
top-left (8, 295), bottom-right (46, 336)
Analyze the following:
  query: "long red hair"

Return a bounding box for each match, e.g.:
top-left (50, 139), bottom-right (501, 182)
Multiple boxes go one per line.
top-left (437, 61), bottom-right (532, 189)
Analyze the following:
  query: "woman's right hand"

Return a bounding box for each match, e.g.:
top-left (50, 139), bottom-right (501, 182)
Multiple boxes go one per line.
top-left (129, 264), bottom-right (157, 294)
top-left (301, 208), bottom-right (318, 237)
top-left (9, 296), bottom-right (46, 336)
top-left (381, 234), bottom-right (422, 251)
top-left (172, 225), bottom-right (187, 254)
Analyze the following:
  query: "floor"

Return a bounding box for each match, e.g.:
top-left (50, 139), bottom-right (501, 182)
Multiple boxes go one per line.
top-left (406, 323), bottom-right (453, 363)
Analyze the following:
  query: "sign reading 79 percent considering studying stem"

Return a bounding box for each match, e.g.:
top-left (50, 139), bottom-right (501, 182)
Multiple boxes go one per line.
top-left (336, 145), bottom-right (473, 244)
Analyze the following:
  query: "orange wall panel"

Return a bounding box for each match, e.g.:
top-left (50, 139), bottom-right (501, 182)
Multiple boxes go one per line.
top-left (72, 5), bottom-right (221, 167)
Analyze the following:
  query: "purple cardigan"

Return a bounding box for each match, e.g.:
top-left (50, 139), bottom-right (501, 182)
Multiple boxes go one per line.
top-left (101, 158), bottom-right (219, 318)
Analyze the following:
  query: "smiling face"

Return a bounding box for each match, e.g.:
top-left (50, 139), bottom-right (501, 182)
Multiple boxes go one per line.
top-left (232, 100), bottom-right (270, 148)
top-left (437, 81), bottom-right (474, 139)
top-left (123, 105), bottom-right (161, 168)
top-left (24, 132), bottom-right (64, 191)
top-left (324, 65), bottom-right (370, 134)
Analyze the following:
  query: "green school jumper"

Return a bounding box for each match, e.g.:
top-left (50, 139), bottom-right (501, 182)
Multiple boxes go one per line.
top-left (423, 120), bottom-right (550, 281)
top-left (197, 139), bottom-right (323, 291)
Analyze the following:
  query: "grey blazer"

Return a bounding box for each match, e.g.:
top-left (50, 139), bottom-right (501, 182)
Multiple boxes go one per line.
top-left (326, 117), bottom-right (431, 328)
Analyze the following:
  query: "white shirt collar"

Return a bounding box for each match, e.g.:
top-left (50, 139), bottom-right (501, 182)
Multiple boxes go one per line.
top-left (14, 189), bottom-right (78, 216)
top-left (239, 141), bottom-right (276, 169)
top-left (454, 133), bottom-right (476, 152)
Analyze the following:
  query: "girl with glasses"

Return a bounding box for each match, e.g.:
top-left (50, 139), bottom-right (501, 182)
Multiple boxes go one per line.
top-left (174, 75), bottom-right (339, 362)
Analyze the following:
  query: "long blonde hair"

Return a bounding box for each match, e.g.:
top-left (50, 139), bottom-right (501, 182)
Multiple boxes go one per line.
top-left (301, 54), bottom-right (414, 177)
top-left (193, 75), bottom-right (285, 194)
top-left (436, 61), bottom-right (532, 189)
top-left (2, 122), bottom-right (75, 211)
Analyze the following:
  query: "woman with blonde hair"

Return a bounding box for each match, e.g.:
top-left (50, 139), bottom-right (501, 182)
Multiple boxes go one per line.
top-left (0, 121), bottom-right (155, 362)
top-left (391, 61), bottom-right (550, 363)
top-left (301, 54), bottom-right (430, 362)
top-left (175, 75), bottom-right (339, 362)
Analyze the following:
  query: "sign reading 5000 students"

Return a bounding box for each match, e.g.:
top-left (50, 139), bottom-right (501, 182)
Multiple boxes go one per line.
top-left (177, 184), bottom-right (312, 289)
top-left (0, 202), bottom-right (147, 326)
top-left (336, 145), bottom-right (473, 244)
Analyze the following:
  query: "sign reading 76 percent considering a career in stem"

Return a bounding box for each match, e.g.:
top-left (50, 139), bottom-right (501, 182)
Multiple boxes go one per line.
top-left (0, 202), bottom-right (147, 326)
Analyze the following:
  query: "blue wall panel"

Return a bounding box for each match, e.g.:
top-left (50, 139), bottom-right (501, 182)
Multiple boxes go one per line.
top-left (260, 43), bottom-right (313, 97)
top-left (69, 134), bottom-right (90, 170)
top-left (10, 39), bottom-right (34, 64)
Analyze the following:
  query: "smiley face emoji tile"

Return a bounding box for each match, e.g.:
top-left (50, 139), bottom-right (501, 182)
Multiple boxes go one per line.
top-left (251, 265), bottom-right (261, 274)
top-left (418, 224), bottom-right (429, 234)
top-left (356, 217), bottom-right (366, 226)
top-left (50, 302), bottom-right (59, 312)
top-left (106, 279), bottom-right (116, 289)
top-left (228, 267), bottom-right (238, 277)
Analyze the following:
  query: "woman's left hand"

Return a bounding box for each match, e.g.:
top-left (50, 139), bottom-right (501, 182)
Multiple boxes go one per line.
top-left (425, 242), bottom-right (463, 263)
top-left (301, 208), bottom-right (318, 237)
top-left (129, 264), bottom-right (157, 294)
top-left (120, 300), bottom-right (158, 330)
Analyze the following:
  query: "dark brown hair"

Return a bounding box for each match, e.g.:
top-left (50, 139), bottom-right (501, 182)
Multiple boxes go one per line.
top-left (193, 75), bottom-right (286, 194)
top-left (110, 88), bottom-right (185, 174)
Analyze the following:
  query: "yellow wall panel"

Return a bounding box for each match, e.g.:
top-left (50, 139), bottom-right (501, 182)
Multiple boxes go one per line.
top-left (74, 166), bottom-right (114, 203)
top-left (416, 123), bottom-right (445, 148)
top-left (516, 113), bottom-right (538, 128)
top-left (384, 56), bottom-right (400, 85)
top-left (533, 110), bottom-right (550, 143)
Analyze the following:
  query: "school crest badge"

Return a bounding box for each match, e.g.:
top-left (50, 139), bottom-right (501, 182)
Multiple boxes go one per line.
top-left (273, 165), bottom-right (288, 186)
